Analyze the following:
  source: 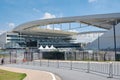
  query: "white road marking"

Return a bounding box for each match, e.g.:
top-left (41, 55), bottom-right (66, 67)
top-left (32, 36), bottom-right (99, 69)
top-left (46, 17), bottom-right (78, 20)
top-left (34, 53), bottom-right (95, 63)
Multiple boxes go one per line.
top-left (48, 72), bottom-right (56, 80)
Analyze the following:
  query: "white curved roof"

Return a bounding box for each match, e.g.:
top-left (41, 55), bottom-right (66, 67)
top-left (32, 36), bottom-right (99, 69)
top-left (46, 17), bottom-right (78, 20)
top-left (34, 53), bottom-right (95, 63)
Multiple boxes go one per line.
top-left (13, 13), bottom-right (120, 31)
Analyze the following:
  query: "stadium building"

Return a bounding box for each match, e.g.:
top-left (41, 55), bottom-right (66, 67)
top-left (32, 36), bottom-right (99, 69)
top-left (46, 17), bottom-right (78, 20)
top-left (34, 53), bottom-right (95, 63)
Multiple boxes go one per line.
top-left (0, 13), bottom-right (120, 60)
top-left (0, 29), bottom-right (80, 49)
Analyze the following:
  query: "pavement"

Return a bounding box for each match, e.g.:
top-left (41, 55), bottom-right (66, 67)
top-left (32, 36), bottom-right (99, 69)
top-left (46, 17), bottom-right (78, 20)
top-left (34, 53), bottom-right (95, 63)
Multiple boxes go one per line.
top-left (4, 64), bottom-right (119, 80)
top-left (0, 66), bottom-right (60, 80)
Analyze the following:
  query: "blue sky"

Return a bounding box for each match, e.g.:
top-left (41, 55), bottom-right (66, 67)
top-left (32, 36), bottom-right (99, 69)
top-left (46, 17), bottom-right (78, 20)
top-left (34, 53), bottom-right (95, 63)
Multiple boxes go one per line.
top-left (0, 0), bottom-right (120, 33)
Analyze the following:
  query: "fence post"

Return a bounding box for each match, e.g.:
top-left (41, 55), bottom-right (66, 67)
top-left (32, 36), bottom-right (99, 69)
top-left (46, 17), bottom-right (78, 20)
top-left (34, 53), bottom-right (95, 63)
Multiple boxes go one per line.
top-left (9, 51), bottom-right (12, 64)
top-left (70, 52), bottom-right (73, 70)
top-left (56, 51), bottom-right (59, 68)
top-left (57, 60), bottom-right (59, 68)
top-left (108, 62), bottom-right (113, 78)
top-left (40, 52), bottom-right (42, 66)
top-left (87, 52), bottom-right (90, 73)
top-left (87, 61), bottom-right (90, 73)
top-left (70, 60), bottom-right (72, 70)
top-left (27, 60), bottom-right (29, 65)
top-left (33, 60), bottom-right (35, 66)
top-left (48, 59), bottom-right (49, 67)
top-left (40, 58), bottom-right (41, 66)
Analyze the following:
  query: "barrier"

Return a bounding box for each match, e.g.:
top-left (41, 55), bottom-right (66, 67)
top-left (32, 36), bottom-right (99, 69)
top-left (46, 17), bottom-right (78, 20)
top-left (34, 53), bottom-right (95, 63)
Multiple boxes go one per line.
top-left (15, 60), bottom-right (120, 79)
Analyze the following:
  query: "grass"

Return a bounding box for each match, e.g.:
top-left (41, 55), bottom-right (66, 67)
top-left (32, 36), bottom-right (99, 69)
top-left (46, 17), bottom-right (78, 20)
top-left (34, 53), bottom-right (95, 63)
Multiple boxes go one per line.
top-left (0, 69), bottom-right (26, 80)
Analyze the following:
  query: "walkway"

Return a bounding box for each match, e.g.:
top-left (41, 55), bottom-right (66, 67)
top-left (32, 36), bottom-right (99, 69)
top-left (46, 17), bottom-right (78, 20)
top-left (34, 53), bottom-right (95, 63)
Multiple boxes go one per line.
top-left (0, 66), bottom-right (60, 80)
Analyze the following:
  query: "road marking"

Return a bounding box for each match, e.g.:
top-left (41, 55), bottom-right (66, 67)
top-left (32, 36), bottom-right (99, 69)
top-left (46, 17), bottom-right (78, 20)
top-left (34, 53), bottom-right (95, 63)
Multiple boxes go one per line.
top-left (48, 72), bottom-right (56, 80)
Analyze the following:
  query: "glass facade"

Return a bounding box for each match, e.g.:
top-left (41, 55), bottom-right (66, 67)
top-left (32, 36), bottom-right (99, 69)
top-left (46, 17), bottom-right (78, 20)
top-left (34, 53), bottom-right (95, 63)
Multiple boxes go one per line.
top-left (5, 32), bottom-right (80, 49)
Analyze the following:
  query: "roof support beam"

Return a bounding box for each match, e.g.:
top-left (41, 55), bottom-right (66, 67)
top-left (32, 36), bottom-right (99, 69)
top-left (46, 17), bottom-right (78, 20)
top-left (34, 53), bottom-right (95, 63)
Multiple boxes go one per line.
top-left (69, 23), bottom-right (71, 30)
top-left (53, 24), bottom-right (54, 30)
top-left (60, 24), bottom-right (62, 30)
top-left (113, 20), bottom-right (118, 61)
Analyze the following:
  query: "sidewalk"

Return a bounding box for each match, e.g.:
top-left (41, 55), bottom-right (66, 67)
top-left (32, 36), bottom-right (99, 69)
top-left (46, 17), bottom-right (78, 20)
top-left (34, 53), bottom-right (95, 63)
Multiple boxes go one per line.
top-left (0, 66), bottom-right (59, 80)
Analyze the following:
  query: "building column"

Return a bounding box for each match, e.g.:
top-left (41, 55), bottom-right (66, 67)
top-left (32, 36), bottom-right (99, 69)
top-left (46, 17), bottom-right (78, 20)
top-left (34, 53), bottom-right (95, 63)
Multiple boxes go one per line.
top-left (97, 33), bottom-right (100, 50)
top-left (113, 20), bottom-right (117, 61)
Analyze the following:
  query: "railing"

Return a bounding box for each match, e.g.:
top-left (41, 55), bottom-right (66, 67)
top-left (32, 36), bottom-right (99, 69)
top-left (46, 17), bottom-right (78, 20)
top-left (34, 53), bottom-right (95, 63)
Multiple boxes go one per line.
top-left (13, 59), bottom-right (120, 79)
top-left (1, 50), bottom-right (120, 79)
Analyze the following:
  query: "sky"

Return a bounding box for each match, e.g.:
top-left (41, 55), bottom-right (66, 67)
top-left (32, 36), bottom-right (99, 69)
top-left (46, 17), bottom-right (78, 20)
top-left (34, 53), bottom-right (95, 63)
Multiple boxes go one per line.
top-left (0, 0), bottom-right (120, 33)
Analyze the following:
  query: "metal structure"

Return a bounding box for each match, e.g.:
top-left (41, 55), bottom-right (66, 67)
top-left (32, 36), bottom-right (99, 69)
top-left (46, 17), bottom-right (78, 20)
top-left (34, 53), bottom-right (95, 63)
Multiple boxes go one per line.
top-left (13, 13), bottom-right (120, 31)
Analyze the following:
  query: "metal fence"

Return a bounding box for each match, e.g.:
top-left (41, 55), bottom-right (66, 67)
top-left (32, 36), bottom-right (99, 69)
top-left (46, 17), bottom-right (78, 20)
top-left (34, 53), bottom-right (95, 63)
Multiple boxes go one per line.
top-left (14, 59), bottom-right (120, 79)
top-left (1, 50), bottom-right (120, 79)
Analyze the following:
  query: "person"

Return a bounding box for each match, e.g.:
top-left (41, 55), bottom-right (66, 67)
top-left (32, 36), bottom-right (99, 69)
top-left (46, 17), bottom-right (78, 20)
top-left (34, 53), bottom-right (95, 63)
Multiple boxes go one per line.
top-left (1, 58), bottom-right (4, 65)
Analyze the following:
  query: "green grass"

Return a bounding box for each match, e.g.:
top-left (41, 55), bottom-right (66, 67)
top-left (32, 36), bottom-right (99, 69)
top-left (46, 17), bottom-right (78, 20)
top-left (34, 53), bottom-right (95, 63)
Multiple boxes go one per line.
top-left (0, 69), bottom-right (26, 80)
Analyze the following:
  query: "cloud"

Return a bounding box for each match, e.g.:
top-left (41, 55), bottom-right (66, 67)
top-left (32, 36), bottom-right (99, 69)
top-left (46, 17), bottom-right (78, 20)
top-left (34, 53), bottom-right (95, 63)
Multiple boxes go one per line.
top-left (41, 12), bottom-right (61, 30)
top-left (88, 0), bottom-right (118, 12)
top-left (68, 30), bottom-right (78, 33)
top-left (46, 25), bottom-right (61, 30)
top-left (46, 25), bottom-right (52, 30)
top-left (88, 0), bottom-right (97, 3)
top-left (8, 23), bottom-right (15, 28)
top-left (42, 12), bottom-right (56, 19)
top-left (33, 8), bottom-right (40, 13)
top-left (54, 27), bottom-right (61, 30)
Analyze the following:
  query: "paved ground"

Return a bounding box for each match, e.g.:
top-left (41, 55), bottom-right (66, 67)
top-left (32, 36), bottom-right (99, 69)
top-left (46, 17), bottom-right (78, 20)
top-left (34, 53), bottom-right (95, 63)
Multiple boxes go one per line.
top-left (5, 64), bottom-right (119, 80)
top-left (0, 66), bottom-right (60, 80)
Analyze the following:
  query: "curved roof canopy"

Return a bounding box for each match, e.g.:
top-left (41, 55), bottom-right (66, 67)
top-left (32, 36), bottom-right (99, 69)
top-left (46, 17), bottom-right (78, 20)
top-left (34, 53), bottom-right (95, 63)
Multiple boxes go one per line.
top-left (13, 13), bottom-right (120, 31)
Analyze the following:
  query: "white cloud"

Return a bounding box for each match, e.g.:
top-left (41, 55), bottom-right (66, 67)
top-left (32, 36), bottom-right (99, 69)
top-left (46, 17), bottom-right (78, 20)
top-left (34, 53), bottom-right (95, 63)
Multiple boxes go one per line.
top-left (46, 25), bottom-right (61, 30)
top-left (42, 12), bottom-right (56, 19)
top-left (41, 12), bottom-right (61, 30)
top-left (68, 30), bottom-right (78, 33)
top-left (33, 8), bottom-right (40, 13)
top-left (8, 23), bottom-right (15, 28)
top-left (88, 0), bottom-right (97, 3)
top-left (46, 25), bottom-right (52, 30)
top-left (54, 27), bottom-right (61, 30)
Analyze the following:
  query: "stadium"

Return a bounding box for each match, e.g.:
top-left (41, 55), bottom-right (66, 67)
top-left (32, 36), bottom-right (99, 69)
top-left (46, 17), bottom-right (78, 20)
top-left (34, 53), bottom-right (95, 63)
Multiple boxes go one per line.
top-left (0, 13), bottom-right (120, 61)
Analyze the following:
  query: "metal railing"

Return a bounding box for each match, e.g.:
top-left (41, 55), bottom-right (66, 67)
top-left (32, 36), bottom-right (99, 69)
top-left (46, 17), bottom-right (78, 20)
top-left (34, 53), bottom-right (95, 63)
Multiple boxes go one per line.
top-left (13, 59), bottom-right (120, 79)
top-left (1, 50), bottom-right (120, 79)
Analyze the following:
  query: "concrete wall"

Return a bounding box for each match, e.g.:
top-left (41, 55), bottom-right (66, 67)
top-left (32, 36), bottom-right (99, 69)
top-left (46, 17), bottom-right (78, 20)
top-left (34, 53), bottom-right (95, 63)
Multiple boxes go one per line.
top-left (86, 23), bottom-right (120, 50)
top-left (0, 32), bottom-right (7, 48)
top-left (71, 31), bottom-right (104, 44)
